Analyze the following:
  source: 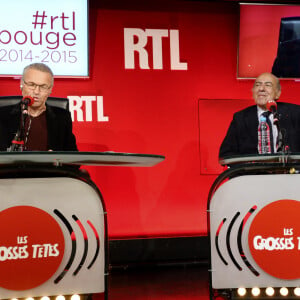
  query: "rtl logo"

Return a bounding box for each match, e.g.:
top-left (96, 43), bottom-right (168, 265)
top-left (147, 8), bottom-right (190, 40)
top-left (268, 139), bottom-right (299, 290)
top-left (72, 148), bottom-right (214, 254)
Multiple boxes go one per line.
top-left (124, 28), bottom-right (188, 70)
top-left (68, 96), bottom-right (109, 122)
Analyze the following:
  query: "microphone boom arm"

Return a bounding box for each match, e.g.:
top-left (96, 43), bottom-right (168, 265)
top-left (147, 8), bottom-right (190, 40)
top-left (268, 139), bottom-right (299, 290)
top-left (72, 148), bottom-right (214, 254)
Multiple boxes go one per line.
top-left (273, 112), bottom-right (286, 154)
top-left (7, 96), bottom-right (34, 152)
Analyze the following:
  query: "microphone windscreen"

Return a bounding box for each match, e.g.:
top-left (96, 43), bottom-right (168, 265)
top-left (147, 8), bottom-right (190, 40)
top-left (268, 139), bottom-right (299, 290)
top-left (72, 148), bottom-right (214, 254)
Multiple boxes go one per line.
top-left (22, 96), bottom-right (34, 106)
top-left (266, 100), bottom-right (277, 112)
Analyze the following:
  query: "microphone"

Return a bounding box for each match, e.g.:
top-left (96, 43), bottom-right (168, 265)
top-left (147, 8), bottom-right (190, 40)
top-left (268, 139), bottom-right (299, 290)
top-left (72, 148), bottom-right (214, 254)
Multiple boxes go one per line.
top-left (21, 96), bottom-right (34, 115)
top-left (266, 100), bottom-right (277, 114)
top-left (266, 99), bottom-right (279, 125)
top-left (22, 96), bottom-right (34, 107)
top-left (8, 96), bottom-right (34, 152)
top-left (266, 99), bottom-right (287, 153)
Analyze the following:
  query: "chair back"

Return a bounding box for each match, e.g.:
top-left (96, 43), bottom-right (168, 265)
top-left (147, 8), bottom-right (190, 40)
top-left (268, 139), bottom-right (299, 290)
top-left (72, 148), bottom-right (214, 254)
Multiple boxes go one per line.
top-left (0, 96), bottom-right (69, 110)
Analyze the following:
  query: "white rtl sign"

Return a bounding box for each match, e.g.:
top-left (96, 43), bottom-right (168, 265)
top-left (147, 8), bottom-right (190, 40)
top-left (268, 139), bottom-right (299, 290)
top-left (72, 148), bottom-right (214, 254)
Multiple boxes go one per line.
top-left (68, 96), bottom-right (109, 122)
top-left (124, 28), bottom-right (188, 70)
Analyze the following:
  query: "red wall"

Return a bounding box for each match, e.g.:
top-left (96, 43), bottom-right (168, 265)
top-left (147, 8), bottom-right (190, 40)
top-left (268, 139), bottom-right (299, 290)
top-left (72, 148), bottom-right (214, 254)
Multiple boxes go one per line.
top-left (2, 0), bottom-right (300, 239)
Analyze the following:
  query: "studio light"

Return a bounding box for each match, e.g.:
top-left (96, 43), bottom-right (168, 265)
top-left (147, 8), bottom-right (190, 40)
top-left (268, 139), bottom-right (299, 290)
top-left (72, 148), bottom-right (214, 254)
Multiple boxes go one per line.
top-left (280, 287), bottom-right (289, 296)
top-left (294, 288), bottom-right (300, 296)
top-left (237, 287), bottom-right (247, 296)
top-left (71, 295), bottom-right (80, 300)
top-left (265, 287), bottom-right (275, 296)
top-left (251, 287), bottom-right (260, 297)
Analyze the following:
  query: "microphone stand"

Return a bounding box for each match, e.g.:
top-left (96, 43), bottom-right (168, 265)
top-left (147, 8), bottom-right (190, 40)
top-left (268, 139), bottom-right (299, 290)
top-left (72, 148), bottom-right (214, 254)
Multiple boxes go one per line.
top-left (273, 111), bottom-right (288, 161)
top-left (7, 102), bottom-right (29, 152)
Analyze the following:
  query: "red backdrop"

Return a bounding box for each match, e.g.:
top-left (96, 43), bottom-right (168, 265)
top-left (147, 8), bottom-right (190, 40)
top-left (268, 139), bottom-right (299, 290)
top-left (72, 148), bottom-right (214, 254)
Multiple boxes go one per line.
top-left (1, 0), bottom-right (300, 239)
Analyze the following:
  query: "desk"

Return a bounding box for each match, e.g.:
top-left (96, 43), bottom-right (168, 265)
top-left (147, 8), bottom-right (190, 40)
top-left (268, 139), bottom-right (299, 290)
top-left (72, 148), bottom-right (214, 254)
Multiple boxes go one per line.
top-left (208, 154), bottom-right (300, 299)
top-left (0, 152), bottom-right (164, 300)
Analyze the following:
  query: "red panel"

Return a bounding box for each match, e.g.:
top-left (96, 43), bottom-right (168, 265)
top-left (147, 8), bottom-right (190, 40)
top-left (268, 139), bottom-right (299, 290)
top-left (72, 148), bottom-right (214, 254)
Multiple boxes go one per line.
top-left (199, 99), bottom-right (253, 174)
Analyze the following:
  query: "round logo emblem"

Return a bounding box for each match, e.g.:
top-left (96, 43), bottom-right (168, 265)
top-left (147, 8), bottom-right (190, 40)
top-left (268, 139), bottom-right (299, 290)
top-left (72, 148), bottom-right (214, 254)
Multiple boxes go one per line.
top-left (0, 206), bottom-right (65, 290)
top-left (248, 200), bottom-right (300, 279)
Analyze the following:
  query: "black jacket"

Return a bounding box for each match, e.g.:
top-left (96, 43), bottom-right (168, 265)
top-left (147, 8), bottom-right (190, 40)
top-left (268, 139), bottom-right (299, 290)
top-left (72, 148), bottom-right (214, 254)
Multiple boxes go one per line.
top-left (0, 103), bottom-right (77, 151)
top-left (219, 102), bottom-right (300, 159)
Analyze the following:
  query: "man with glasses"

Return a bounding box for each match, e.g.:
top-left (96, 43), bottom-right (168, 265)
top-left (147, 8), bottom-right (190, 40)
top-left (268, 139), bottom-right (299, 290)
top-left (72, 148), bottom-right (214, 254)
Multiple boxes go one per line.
top-left (0, 63), bottom-right (77, 151)
top-left (219, 72), bottom-right (300, 158)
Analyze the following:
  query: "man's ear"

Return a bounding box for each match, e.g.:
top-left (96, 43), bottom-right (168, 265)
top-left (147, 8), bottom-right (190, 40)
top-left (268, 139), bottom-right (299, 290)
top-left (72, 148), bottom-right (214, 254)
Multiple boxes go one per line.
top-left (275, 90), bottom-right (281, 100)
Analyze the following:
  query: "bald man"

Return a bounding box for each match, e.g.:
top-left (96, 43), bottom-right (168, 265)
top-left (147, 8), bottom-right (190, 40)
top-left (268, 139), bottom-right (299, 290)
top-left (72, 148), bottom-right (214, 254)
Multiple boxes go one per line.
top-left (219, 72), bottom-right (300, 159)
